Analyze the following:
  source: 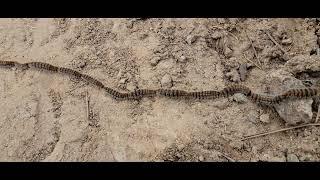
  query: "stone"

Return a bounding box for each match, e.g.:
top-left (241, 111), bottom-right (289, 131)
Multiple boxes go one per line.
top-left (186, 35), bottom-right (197, 45)
top-left (119, 78), bottom-right (127, 84)
top-left (287, 154), bottom-right (299, 162)
top-left (259, 114), bottom-right (270, 123)
top-left (211, 31), bottom-right (223, 39)
top-left (224, 47), bottom-right (233, 57)
top-left (239, 63), bottom-right (248, 81)
top-left (161, 74), bottom-right (173, 88)
top-left (275, 99), bottom-right (313, 126)
top-left (284, 55), bottom-right (320, 74)
top-left (225, 69), bottom-right (240, 82)
top-left (179, 55), bottom-right (187, 63)
top-left (198, 155), bottom-right (204, 162)
top-left (233, 93), bottom-right (247, 104)
top-left (217, 18), bottom-right (226, 24)
top-left (266, 70), bottom-right (314, 125)
top-left (150, 57), bottom-right (161, 66)
top-left (281, 38), bottom-right (292, 45)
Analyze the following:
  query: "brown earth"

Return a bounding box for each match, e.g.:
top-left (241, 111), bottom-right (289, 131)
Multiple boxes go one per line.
top-left (0, 18), bottom-right (320, 162)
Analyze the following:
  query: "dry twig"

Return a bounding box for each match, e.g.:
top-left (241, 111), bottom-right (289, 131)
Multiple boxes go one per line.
top-left (219, 152), bottom-right (235, 162)
top-left (243, 53), bottom-right (262, 70)
top-left (266, 31), bottom-right (286, 53)
top-left (86, 90), bottom-right (90, 121)
top-left (246, 31), bottom-right (261, 66)
top-left (315, 106), bottom-right (320, 123)
top-left (241, 123), bottom-right (320, 141)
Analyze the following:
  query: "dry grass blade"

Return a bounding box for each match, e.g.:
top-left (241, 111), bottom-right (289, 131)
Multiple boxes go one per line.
top-left (246, 31), bottom-right (261, 66)
top-left (86, 90), bottom-right (90, 121)
top-left (315, 106), bottom-right (320, 123)
top-left (240, 123), bottom-right (320, 141)
top-left (266, 31), bottom-right (286, 53)
top-left (243, 53), bottom-right (262, 70)
top-left (219, 152), bottom-right (235, 162)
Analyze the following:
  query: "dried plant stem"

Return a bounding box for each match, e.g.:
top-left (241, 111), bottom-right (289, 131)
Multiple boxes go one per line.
top-left (266, 31), bottom-right (286, 53)
top-left (241, 123), bottom-right (320, 141)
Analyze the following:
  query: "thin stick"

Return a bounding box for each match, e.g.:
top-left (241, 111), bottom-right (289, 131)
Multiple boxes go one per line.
top-left (240, 123), bottom-right (320, 141)
top-left (243, 53), bottom-right (262, 70)
top-left (219, 152), bottom-right (235, 162)
top-left (266, 31), bottom-right (286, 53)
top-left (246, 31), bottom-right (261, 66)
top-left (315, 106), bottom-right (320, 123)
top-left (86, 90), bottom-right (90, 121)
top-left (227, 32), bottom-right (239, 42)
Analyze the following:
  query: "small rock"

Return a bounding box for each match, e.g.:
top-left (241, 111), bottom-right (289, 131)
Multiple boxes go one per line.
top-left (316, 29), bottom-right (320, 36)
top-left (317, 38), bottom-right (320, 47)
top-left (179, 55), bottom-right (187, 63)
top-left (186, 35), bottom-right (197, 45)
top-left (119, 78), bottom-right (127, 84)
top-left (239, 63), bottom-right (248, 81)
top-left (150, 57), bottom-right (161, 66)
top-left (233, 93), bottom-right (247, 104)
top-left (212, 99), bottom-right (229, 110)
top-left (247, 111), bottom-right (259, 124)
top-left (217, 18), bottom-right (226, 24)
top-left (299, 154), bottom-right (313, 161)
top-left (139, 33), bottom-right (148, 40)
top-left (287, 154), bottom-right (299, 162)
top-left (266, 70), bottom-right (314, 125)
top-left (282, 53), bottom-right (290, 61)
top-left (211, 31), bottom-right (223, 39)
top-left (224, 47), bottom-right (233, 57)
top-left (281, 38), bottom-right (292, 45)
top-left (77, 61), bottom-right (87, 69)
top-left (225, 69), bottom-right (240, 82)
top-left (230, 140), bottom-right (243, 150)
top-left (96, 60), bottom-right (102, 65)
top-left (161, 74), bottom-right (173, 88)
top-left (259, 114), bottom-right (270, 123)
top-left (126, 21), bottom-right (133, 29)
top-left (198, 155), bottom-right (204, 162)
top-left (176, 153), bottom-right (182, 158)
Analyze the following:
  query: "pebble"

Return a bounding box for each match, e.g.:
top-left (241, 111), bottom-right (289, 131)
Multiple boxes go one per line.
top-left (96, 60), bottom-right (102, 65)
top-left (179, 55), bottom-right (187, 63)
top-left (259, 114), bottom-right (270, 123)
top-left (161, 74), bottom-right (173, 88)
top-left (224, 47), bottom-right (233, 57)
top-left (119, 78), bottom-right (127, 84)
top-left (186, 35), bottom-right (197, 45)
top-left (217, 18), bottom-right (226, 24)
top-left (77, 61), bottom-right (87, 69)
top-left (139, 33), bottom-right (148, 40)
top-left (198, 155), bottom-right (204, 162)
top-left (233, 93), bottom-right (247, 104)
top-left (287, 154), bottom-right (299, 162)
top-left (247, 111), bottom-right (259, 124)
top-left (267, 70), bottom-right (314, 125)
top-left (239, 63), bottom-right (248, 81)
top-left (281, 38), bottom-right (292, 45)
top-left (150, 57), bottom-right (161, 66)
top-left (211, 31), bottom-right (223, 39)
top-left (226, 69), bottom-right (241, 82)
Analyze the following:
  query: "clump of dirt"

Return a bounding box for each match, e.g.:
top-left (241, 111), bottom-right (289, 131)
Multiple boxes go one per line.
top-left (1, 18), bottom-right (320, 162)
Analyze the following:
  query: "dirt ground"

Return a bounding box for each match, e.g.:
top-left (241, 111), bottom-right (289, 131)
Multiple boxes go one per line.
top-left (0, 18), bottom-right (320, 162)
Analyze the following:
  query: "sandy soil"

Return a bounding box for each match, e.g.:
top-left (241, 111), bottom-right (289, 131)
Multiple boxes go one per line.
top-left (0, 18), bottom-right (320, 162)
